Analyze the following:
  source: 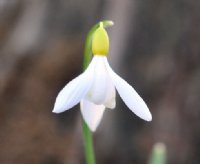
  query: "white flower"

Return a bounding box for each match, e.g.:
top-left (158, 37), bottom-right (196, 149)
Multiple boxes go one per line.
top-left (53, 22), bottom-right (152, 132)
top-left (53, 55), bottom-right (152, 131)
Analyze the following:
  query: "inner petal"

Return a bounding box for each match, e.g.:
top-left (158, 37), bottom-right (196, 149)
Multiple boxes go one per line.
top-left (85, 56), bottom-right (116, 108)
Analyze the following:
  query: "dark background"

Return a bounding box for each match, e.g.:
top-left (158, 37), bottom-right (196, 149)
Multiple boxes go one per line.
top-left (0, 0), bottom-right (200, 163)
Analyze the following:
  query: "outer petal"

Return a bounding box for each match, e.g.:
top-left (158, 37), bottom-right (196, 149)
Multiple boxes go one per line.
top-left (52, 58), bottom-right (96, 113)
top-left (104, 58), bottom-right (152, 121)
top-left (80, 99), bottom-right (105, 132)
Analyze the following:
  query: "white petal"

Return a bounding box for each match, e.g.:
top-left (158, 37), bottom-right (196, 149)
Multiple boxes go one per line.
top-left (104, 58), bottom-right (152, 121)
top-left (80, 99), bottom-right (106, 132)
top-left (86, 55), bottom-right (116, 108)
top-left (52, 58), bottom-right (96, 113)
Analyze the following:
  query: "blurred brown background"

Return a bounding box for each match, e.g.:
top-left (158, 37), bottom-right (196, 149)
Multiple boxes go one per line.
top-left (0, 0), bottom-right (200, 164)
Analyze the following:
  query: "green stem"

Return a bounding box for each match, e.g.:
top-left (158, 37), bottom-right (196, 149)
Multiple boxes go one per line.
top-left (82, 121), bottom-right (96, 164)
top-left (82, 20), bottom-right (113, 164)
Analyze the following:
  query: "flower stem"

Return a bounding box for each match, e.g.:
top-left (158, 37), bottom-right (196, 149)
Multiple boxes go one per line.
top-left (82, 20), bottom-right (113, 164)
top-left (82, 121), bottom-right (96, 164)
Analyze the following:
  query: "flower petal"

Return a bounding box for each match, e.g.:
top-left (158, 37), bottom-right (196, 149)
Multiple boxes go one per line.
top-left (80, 99), bottom-right (106, 132)
top-left (86, 55), bottom-right (116, 109)
top-left (52, 58), bottom-right (96, 113)
top-left (104, 58), bottom-right (152, 121)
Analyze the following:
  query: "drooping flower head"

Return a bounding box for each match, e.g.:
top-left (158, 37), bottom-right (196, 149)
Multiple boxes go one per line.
top-left (53, 22), bottom-right (152, 131)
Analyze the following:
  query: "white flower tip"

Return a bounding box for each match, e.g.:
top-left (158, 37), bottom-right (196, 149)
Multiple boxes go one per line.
top-left (52, 104), bottom-right (66, 114)
top-left (52, 106), bottom-right (61, 113)
top-left (142, 111), bottom-right (152, 122)
top-left (82, 110), bottom-right (104, 132)
top-left (52, 108), bottom-right (59, 113)
top-left (146, 113), bottom-right (152, 122)
top-left (88, 124), bottom-right (97, 132)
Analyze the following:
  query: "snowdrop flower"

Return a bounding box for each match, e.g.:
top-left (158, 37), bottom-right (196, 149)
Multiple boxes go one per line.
top-left (53, 22), bottom-right (152, 131)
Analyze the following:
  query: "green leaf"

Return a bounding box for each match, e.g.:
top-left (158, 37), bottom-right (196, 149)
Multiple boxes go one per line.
top-left (148, 143), bottom-right (167, 164)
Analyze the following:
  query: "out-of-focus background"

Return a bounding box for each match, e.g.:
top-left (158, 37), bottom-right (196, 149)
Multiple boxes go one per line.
top-left (0, 0), bottom-right (200, 164)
